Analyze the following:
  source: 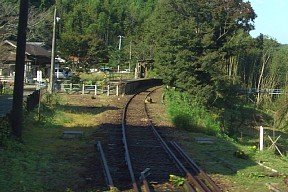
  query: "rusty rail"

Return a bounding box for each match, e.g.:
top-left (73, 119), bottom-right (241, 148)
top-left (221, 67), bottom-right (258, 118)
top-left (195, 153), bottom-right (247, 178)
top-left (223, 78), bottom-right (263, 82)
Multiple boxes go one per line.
top-left (170, 141), bottom-right (222, 192)
top-left (122, 93), bottom-right (140, 192)
top-left (96, 141), bottom-right (114, 189)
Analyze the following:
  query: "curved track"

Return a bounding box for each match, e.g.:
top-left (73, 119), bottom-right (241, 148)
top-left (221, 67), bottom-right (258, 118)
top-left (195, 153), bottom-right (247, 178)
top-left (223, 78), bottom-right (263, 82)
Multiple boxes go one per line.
top-left (97, 86), bottom-right (222, 191)
top-left (123, 87), bottom-right (183, 191)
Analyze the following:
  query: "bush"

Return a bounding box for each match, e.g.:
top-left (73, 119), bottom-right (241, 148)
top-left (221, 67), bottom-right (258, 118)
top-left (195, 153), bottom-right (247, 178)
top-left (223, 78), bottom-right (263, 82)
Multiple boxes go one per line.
top-left (165, 90), bottom-right (221, 136)
top-left (70, 74), bottom-right (81, 84)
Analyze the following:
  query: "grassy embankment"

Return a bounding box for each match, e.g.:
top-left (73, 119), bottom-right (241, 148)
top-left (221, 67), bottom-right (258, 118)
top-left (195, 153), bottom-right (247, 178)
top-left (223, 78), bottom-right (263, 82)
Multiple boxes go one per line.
top-left (165, 90), bottom-right (288, 191)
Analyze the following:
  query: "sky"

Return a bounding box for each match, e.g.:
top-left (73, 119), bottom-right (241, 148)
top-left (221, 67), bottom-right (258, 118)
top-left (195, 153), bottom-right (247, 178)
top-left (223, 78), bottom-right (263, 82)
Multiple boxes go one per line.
top-left (248, 0), bottom-right (288, 44)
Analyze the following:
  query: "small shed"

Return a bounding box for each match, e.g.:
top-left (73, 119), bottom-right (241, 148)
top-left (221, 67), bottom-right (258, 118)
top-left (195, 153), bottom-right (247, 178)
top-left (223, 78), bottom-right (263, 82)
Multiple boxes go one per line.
top-left (136, 59), bottom-right (154, 78)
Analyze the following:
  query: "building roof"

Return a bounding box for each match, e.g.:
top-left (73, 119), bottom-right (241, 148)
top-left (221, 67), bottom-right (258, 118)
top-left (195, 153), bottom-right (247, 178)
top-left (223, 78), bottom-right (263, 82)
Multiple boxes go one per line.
top-left (4, 40), bottom-right (51, 58)
top-left (0, 40), bottom-right (51, 65)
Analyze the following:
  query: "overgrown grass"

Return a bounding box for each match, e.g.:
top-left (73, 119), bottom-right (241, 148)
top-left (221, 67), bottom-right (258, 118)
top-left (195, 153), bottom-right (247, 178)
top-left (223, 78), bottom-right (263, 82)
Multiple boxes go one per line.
top-left (165, 90), bottom-right (221, 136)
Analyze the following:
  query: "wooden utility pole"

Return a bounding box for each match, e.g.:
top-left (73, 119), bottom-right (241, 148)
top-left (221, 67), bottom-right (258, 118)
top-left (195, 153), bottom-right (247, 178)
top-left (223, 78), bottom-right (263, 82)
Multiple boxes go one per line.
top-left (48, 7), bottom-right (57, 94)
top-left (11, 0), bottom-right (29, 138)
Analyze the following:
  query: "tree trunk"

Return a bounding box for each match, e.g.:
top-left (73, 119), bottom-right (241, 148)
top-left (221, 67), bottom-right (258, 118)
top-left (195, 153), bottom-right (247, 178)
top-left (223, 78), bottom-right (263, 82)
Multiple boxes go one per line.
top-left (256, 50), bottom-right (270, 106)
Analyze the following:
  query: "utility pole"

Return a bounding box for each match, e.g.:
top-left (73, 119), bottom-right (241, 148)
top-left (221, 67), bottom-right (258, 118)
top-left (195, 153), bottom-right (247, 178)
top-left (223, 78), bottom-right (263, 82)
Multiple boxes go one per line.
top-left (118, 35), bottom-right (125, 50)
top-left (118, 35), bottom-right (124, 73)
top-left (129, 41), bottom-right (132, 72)
top-left (11, 0), bottom-right (29, 139)
top-left (49, 7), bottom-right (57, 94)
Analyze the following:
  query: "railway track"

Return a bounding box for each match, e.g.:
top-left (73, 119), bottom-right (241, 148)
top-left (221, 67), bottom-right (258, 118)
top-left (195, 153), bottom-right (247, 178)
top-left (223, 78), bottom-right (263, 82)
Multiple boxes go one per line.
top-left (96, 86), bottom-right (222, 191)
top-left (124, 88), bottom-right (183, 191)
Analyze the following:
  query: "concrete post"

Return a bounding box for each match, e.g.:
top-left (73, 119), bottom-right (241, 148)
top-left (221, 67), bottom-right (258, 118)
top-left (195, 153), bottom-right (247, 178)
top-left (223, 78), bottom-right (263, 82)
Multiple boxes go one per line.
top-left (260, 126), bottom-right (264, 151)
top-left (107, 85), bottom-right (110, 96)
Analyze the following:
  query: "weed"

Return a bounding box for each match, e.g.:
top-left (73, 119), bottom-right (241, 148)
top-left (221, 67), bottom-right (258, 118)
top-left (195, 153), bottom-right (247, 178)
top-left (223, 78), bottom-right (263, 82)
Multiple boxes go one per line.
top-left (169, 174), bottom-right (185, 186)
top-left (234, 149), bottom-right (249, 159)
top-left (248, 172), bottom-right (265, 178)
top-left (107, 187), bottom-right (120, 192)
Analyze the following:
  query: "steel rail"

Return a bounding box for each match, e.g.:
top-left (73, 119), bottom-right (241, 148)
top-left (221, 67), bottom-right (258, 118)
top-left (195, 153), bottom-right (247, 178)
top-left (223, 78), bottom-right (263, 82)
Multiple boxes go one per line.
top-left (95, 141), bottom-right (114, 189)
top-left (122, 93), bottom-right (140, 192)
top-left (170, 141), bottom-right (222, 192)
top-left (140, 168), bottom-right (151, 192)
top-left (144, 87), bottom-right (206, 191)
top-left (122, 87), bottom-right (163, 192)
top-left (122, 86), bottom-right (220, 191)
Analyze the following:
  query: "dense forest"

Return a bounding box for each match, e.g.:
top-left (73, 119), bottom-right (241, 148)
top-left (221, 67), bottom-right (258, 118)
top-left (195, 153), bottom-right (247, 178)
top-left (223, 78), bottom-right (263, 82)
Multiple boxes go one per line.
top-left (2, 0), bottom-right (288, 134)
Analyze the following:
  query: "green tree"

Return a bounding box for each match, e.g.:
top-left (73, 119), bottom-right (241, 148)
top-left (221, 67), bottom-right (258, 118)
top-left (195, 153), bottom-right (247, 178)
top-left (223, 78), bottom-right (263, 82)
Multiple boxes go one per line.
top-left (1, 0), bottom-right (52, 42)
top-left (142, 0), bottom-right (256, 106)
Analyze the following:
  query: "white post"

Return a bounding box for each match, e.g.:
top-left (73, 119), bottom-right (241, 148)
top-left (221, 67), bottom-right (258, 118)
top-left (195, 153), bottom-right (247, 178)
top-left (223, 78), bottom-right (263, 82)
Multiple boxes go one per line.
top-left (70, 83), bottom-right (72, 91)
top-left (118, 35), bottom-right (124, 50)
top-left (82, 83), bottom-right (85, 95)
top-left (129, 41), bottom-right (131, 72)
top-left (134, 67), bottom-right (137, 79)
top-left (94, 84), bottom-right (97, 96)
top-left (116, 85), bottom-right (119, 96)
top-left (260, 126), bottom-right (264, 151)
top-left (107, 85), bottom-right (110, 96)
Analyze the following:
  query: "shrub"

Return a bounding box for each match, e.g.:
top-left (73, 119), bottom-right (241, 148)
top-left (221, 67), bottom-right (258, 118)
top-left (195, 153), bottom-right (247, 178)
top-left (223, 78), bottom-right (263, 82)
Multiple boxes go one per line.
top-left (165, 90), bottom-right (221, 136)
top-left (169, 174), bottom-right (185, 186)
top-left (70, 74), bottom-right (81, 84)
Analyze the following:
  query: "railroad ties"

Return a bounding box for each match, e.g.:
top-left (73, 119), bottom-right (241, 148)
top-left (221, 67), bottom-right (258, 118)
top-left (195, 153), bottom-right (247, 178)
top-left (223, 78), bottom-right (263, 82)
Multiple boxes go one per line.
top-left (96, 87), bottom-right (222, 191)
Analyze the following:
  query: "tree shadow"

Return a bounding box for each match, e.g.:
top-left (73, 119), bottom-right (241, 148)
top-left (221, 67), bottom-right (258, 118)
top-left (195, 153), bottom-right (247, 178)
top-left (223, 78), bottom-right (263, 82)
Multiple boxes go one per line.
top-left (57, 104), bottom-right (119, 115)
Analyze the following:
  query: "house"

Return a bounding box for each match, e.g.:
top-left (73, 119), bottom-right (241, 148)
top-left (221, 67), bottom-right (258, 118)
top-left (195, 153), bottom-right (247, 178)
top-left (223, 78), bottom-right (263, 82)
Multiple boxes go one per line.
top-left (0, 40), bottom-right (51, 83)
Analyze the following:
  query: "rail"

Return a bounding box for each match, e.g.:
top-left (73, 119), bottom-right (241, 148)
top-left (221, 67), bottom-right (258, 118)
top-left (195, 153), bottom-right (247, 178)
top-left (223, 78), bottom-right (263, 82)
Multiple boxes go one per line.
top-left (170, 141), bottom-right (222, 192)
top-left (144, 88), bottom-right (206, 191)
top-left (122, 92), bottom-right (140, 192)
top-left (96, 141), bottom-right (114, 189)
top-left (121, 86), bottom-right (166, 191)
top-left (93, 86), bottom-right (221, 191)
top-left (144, 88), bottom-right (222, 191)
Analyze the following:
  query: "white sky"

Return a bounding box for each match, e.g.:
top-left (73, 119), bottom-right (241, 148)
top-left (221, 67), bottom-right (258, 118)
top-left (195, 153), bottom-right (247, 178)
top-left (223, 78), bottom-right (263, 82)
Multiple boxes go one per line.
top-left (248, 0), bottom-right (288, 44)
